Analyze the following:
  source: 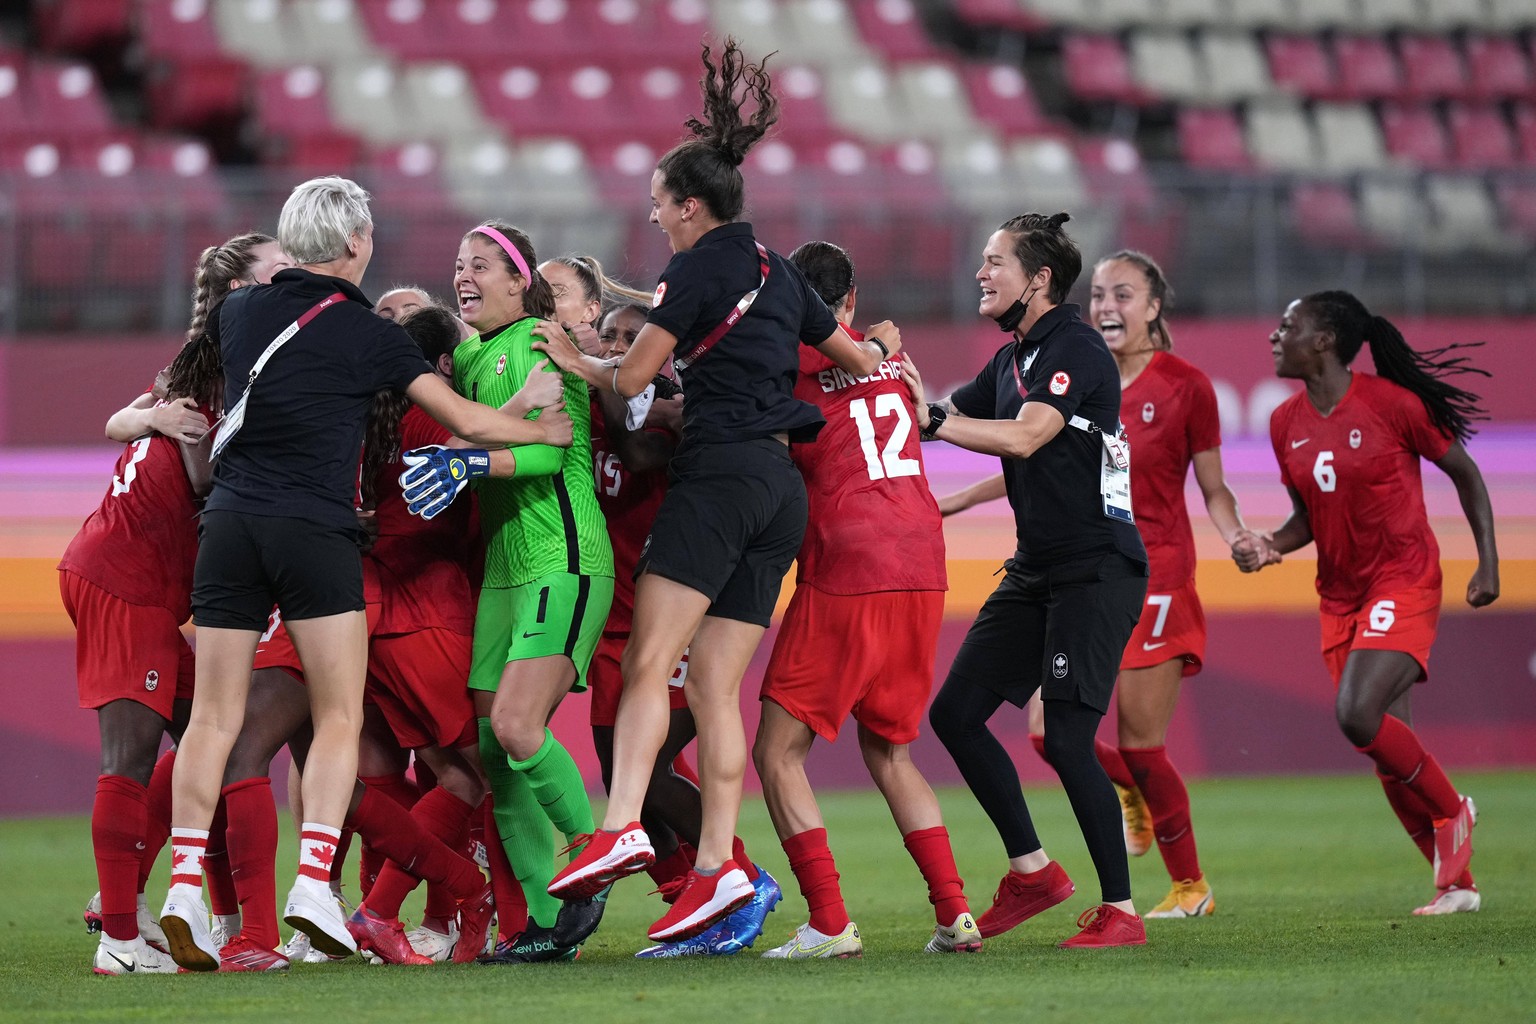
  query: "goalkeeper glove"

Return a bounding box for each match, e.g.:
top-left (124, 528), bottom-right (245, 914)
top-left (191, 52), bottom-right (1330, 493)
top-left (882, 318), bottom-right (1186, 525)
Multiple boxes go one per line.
top-left (399, 445), bottom-right (490, 520)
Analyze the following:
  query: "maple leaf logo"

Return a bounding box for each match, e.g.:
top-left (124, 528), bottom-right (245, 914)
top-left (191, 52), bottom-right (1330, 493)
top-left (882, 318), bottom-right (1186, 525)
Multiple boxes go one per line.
top-left (308, 844), bottom-right (335, 870)
top-left (172, 850), bottom-right (188, 869)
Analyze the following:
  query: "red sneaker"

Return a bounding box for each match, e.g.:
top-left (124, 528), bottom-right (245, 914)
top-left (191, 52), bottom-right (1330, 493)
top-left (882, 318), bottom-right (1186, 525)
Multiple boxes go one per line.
top-left (1432, 796), bottom-right (1476, 891)
top-left (217, 935), bottom-right (291, 972)
top-left (647, 861), bottom-right (754, 942)
top-left (975, 861), bottom-right (1075, 938)
top-left (345, 908), bottom-right (434, 966)
top-left (452, 882), bottom-right (496, 965)
top-left (547, 823), bottom-right (655, 900)
top-left (1059, 904), bottom-right (1147, 948)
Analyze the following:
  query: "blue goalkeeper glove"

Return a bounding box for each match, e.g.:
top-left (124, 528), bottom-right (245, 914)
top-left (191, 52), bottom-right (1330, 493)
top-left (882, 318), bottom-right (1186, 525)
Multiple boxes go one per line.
top-left (399, 445), bottom-right (490, 520)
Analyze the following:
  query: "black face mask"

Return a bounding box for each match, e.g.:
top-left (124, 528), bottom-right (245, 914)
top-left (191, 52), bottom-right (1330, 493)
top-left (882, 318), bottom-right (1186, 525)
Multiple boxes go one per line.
top-left (993, 281), bottom-right (1041, 334)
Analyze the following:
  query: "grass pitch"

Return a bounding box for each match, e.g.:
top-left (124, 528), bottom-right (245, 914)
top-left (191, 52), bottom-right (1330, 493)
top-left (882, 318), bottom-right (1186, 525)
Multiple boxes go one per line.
top-left (4, 772), bottom-right (1533, 1024)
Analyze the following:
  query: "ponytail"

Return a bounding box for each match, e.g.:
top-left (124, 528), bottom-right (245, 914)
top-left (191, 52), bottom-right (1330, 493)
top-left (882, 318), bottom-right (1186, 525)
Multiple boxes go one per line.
top-left (166, 232), bottom-right (278, 407)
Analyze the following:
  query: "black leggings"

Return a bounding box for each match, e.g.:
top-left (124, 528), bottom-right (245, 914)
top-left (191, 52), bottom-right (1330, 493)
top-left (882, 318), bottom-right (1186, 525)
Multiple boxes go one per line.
top-left (930, 679), bottom-right (1131, 904)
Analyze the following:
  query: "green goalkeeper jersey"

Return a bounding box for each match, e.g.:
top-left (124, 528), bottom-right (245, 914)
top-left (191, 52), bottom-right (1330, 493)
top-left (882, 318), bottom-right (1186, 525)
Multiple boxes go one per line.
top-left (452, 318), bottom-right (613, 588)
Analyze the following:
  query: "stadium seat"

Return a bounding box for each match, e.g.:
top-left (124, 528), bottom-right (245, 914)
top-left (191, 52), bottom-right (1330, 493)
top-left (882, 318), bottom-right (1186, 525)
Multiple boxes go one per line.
top-left (1225, 0), bottom-right (1295, 28)
top-left (35, 0), bottom-right (133, 53)
top-left (953, 0), bottom-right (1045, 32)
top-left (938, 133), bottom-right (1018, 215)
top-left (1177, 106), bottom-right (1252, 170)
top-left (1493, 177), bottom-right (1536, 240)
top-left (848, 0), bottom-right (942, 61)
top-left (1516, 104), bottom-right (1536, 164)
top-left (772, 63), bottom-right (839, 142)
top-left (137, 0), bottom-right (228, 60)
top-left (1097, 0), bottom-right (1158, 27)
top-left (0, 53), bottom-right (34, 139)
top-left (1379, 103), bottom-right (1452, 168)
top-left (1244, 96), bottom-right (1320, 170)
top-left (1425, 174), bottom-right (1512, 251)
top-left (1314, 101), bottom-right (1387, 170)
top-left (210, 0), bottom-right (298, 67)
top-left (327, 59), bottom-right (420, 145)
top-left (1332, 35), bottom-right (1403, 100)
top-left (823, 60), bottom-right (906, 141)
top-left (1062, 34), bottom-right (1152, 105)
top-left (1420, 0), bottom-right (1491, 30)
top-left (1357, 174), bottom-right (1426, 249)
top-left (1130, 30), bottom-right (1203, 102)
top-left (1009, 136), bottom-right (1088, 211)
top-left (355, 0), bottom-right (452, 60)
top-left (1291, 0), bottom-right (1358, 29)
top-left (615, 61), bottom-right (702, 149)
top-left (472, 60), bottom-right (637, 145)
top-left (1265, 35), bottom-right (1335, 98)
top-left (1484, 0), bottom-right (1536, 31)
top-left (253, 65), bottom-right (338, 138)
top-left (286, 0), bottom-right (376, 63)
top-left (1398, 36), bottom-right (1468, 101)
top-left (1075, 135), bottom-right (1153, 208)
top-left (711, 0), bottom-right (807, 58)
top-left (783, 0), bottom-right (871, 63)
top-left (1021, 0), bottom-right (1107, 30)
top-left (1159, 0), bottom-right (1226, 27)
top-left (1355, 0), bottom-right (1425, 29)
top-left (894, 61), bottom-right (980, 141)
top-left (143, 56), bottom-right (247, 131)
top-left (1290, 180), bottom-right (1369, 247)
top-left (28, 60), bottom-right (115, 135)
top-left (1463, 35), bottom-right (1533, 101)
top-left (959, 62), bottom-right (1050, 138)
top-left (1198, 30), bottom-right (1272, 101)
top-left (1447, 103), bottom-right (1517, 168)
top-left (564, 0), bottom-right (709, 63)
top-left (583, 136), bottom-right (664, 204)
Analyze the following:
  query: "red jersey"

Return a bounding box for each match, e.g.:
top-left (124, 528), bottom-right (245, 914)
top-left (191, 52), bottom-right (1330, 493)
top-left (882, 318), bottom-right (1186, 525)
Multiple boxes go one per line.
top-left (58, 406), bottom-right (206, 621)
top-left (367, 406), bottom-right (476, 636)
top-left (590, 395), bottom-right (673, 633)
top-left (1270, 372), bottom-right (1452, 614)
top-left (789, 329), bottom-right (946, 595)
top-left (1122, 352), bottom-right (1222, 588)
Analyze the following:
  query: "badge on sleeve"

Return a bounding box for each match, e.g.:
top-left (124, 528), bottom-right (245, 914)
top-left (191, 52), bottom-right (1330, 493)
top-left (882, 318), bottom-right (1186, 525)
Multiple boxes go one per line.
top-left (652, 282), bottom-right (667, 307)
top-left (495, 354), bottom-right (507, 375)
top-left (1050, 371), bottom-right (1071, 395)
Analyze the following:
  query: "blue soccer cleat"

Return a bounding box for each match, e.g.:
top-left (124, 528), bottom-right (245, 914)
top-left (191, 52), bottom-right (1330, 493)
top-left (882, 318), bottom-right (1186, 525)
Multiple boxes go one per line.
top-left (634, 925), bottom-right (718, 959)
top-left (705, 866), bottom-right (782, 955)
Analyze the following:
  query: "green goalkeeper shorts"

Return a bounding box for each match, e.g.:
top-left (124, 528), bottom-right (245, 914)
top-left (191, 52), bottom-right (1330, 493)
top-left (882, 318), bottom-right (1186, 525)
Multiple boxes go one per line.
top-left (468, 572), bottom-right (613, 694)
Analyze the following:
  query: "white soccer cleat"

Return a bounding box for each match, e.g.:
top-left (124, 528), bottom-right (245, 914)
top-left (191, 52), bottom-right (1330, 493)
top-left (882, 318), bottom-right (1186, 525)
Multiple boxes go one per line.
top-left (924, 912), bottom-right (982, 953)
top-left (136, 893), bottom-right (170, 950)
top-left (283, 879), bottom-right (357, 960)
top-left (405, 922), bottom-right (460, 962)
top-left (209, 912), bottom-right (240, 952)
top-left (84, 891), bottom-right (103, 934)
top-left (1414, 885), bottom-right (1481, 916)
top-left (159, 886), bottom-right (221, 971)
top-left (93, 935), bottom-right (179, 975)
top-left (761, 921), bottom-right (863, 960)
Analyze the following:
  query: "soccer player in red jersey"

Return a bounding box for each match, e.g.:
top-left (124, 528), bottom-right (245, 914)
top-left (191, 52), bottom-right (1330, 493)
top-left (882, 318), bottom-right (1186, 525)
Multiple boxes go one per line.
top-left (1235, 290), bottom-right (1497, 915)
top-left (753, 242), bottom-right (975, 960)
top-left (63, 234), bottom-right (289, 975)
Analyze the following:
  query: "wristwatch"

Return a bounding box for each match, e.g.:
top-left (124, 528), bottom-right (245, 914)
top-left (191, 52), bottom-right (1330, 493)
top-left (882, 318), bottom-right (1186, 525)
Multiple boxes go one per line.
top-left (921, 403), bottom-right (947, 440)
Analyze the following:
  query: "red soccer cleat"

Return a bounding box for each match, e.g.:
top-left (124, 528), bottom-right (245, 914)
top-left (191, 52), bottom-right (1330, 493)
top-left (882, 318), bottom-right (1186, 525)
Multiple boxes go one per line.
top-left (975, 861), bottom-right (1076, 938)
top-left (648, 861), bottom-right (754, 942)
top-left (452, 882), bottom-right (496, 965)
top-left (547, 823), bottom-right (655, 900)
top-left (1059, 904), bottom-right (1147, 948)
top-left (217, 935), bottom-right (292, 972)
top-left (345, 908), bottom-right (434, 966)
top-left (1432, 796), bottom-right (1477, 891)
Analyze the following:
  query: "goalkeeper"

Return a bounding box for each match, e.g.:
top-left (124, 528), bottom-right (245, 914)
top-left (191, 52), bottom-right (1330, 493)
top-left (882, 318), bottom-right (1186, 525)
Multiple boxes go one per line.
top-left (403, 221), bottom-right (614, 963)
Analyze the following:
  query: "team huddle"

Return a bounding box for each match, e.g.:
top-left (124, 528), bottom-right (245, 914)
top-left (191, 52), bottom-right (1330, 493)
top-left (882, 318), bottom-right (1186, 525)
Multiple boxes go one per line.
top-left (63, 39), bottom-right (1500, 977)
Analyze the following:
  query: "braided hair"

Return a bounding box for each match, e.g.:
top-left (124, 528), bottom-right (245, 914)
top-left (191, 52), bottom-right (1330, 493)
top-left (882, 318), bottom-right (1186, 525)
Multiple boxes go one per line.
top-left (358, 305), bottom-right (462, 509)
top-left (1303, 290), bottom-right (1488, 443)
top-left (164, 232), bottom-right (276, 407)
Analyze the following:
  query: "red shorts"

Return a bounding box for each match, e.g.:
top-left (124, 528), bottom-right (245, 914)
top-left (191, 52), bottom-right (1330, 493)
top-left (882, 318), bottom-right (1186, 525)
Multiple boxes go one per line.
top-left (762, 587), bottom-right (944, 745)
top-left (588, 632), bottom-right (689, 728)
top-left (1119, 577), bottom-right (1206, 676)
top-left (251, 600), bottom-right (383, 680)
top-left (1322, 585), bottom-right (1440, 686)
top-left (368, 629), bottom-right (477, 750)
top-left (60, 569), bottom-right (194, 718)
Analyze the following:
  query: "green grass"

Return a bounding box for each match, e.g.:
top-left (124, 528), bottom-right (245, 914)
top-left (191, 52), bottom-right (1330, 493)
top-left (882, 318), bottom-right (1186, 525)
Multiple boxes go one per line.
top-left (4, 772), bottom-right (1534, 1023)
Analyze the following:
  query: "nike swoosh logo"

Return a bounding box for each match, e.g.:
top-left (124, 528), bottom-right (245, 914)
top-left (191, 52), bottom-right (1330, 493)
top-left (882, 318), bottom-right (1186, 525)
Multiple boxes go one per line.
top-left (1290, 438), bottom-right (1310, 449)
top-left (521, 631), bottom-right (544, 640)
top-left (106, 950), bottom-right (136, 972)
top-left (1142, 642), bottom-right (1167, 651)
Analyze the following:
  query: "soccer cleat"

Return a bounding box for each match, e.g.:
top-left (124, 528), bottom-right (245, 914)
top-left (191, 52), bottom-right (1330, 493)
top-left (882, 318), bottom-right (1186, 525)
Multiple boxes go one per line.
top-left (1432, 795), bottom-right (1477, 891)
top-left (648, 861), bottom-right (754, 942)
top-left (551, 884), bottom-right (611, 948)
top-left (159, 886), bottom-right (221, 972)
top-left (138, 894), bottom-right (170, 950)
top-left (1117, 783), bottom-right (1154, 857)
top-left (284, 880), bottom-right (357, 960)
top-left (405, 922), bottom-right (459, 962)
top-left (924, 912), bottom-right (983, 953)
top-left (1145, 876), bottom-right (1215, 919)
top-left (84, 892), bottom-right (103, 934)
top-left (452, 882), bottom-right (496, 965)
top-left (975, 861), bottom-right (1075, 938)
top-left (634, 924), bottom-right (722, 959)
top-left (547, 823), bottom-right (655, 900)
top-left (702, 867), bottom-right (782, 954)
top-left (345, 908), bottom-right (433, 966)
top-left (93, 935), bottom-right (179, 975)
top-left (1059, 904), bottom-right (1148, 948)
top-left (1413, 885), bottom-right (1481, 916)
top-left (217, 936), bottom-right (291, 972)
top-left (761, 921), bottom-right (863, 960)
top-left (476, 922), bottom-right (578, 964)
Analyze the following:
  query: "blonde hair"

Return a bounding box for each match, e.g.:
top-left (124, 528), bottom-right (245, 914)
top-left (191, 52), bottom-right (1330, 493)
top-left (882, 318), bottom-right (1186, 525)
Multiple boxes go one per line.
top-left (279, 176), bottom-right (372, 264)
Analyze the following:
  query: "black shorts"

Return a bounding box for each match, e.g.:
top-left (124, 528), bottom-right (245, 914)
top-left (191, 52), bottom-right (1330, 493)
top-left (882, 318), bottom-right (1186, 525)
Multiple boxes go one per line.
top-left (945, 552), bottom-right (1147, 713)
top-left (192, 510), bottom-right (365, 631)
top-left (639, 437), bottom-right (807, 627)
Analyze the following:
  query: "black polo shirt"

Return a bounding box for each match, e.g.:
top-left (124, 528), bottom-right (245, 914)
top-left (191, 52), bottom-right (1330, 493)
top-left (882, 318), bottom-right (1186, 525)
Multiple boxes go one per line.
top-left (648, 222), bottom-right (836, 445)
top-left (950, 303), bottom-right (1147, 570)
top-left (206, 268), bottom-right (433, 530)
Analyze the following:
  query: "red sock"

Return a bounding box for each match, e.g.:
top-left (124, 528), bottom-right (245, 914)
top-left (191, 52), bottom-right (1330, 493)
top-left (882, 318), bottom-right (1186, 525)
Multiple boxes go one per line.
top-left (366, 788), bottom-right (477, 919)
top-left (222, 777), bottom-right (280, 949)
top-left (782, 828), bottom-right (849, 935)
top-left (1356, 716), bottom-right (1460, 820)
top-left (1095, 740), bottom-right (1136, 790)
top-left (483, 798), bottom-right (527, 942)
top-left (1121, 746), bottom-right (1202, 881)
top-left (357, 775), bottom-right (418, 898)
top-left (203, 797), bottom-right (239, 918)
top-left (413, 760), bottom-right (438, 794)
top-left (671, 753), bottom-right (700, 788)
top-left (646, 845), bottom-right (694, 891)
top-left (347, 786), bottom-right (481, 901)
top-left (138, 750), bottom-right (175, 892)
top-left (902, 826), bottom-right (969, 925)
top-left (1376, 770), bottom-right (1473, 888)
top-left (732, 836), bottom-right (759, 882)
top-left (1029, 733), bottom-right (1051, 767)
top-left (92, 775), bottom-right (148, 941)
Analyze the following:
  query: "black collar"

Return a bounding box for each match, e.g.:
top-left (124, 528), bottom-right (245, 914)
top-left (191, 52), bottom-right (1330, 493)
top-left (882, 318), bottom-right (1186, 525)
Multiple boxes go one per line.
top-left (273, 267), bottom-right (372, 308)
top-left (694, 221), bottom-right (754, 247)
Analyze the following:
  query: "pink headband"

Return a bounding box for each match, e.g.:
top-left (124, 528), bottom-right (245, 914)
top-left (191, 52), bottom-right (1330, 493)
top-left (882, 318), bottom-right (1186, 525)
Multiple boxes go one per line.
top-left (473, 224), bottom-right (532, 282)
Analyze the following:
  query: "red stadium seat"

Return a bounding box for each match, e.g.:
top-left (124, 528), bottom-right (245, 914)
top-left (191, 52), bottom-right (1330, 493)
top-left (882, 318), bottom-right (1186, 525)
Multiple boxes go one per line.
top-left (575, 0), bottom-right (711, 63)
top-left (1516, 104), bottom-right (1536, 164)
top-left (472, 60), bottom-right (636, 144)
top-left (1397, 36), bottom-right (1468, 101)
top-left (616, 61), bottom-right (702, 149)
top-left (1076, 136), bottom-right (1154, 208)
top-left (252, 65), bottom-right (337, 138)
top-left (1463, 35), bottom-right (1533, 101)
top-left (356, 0), bottom-right (457, 60)
top-left (1265, 35), bottom-right (1335, 99)
top-left (137, 0), bottom-right (227, 60)
top-left (1176, 106), bottom-right (1251, 170)
top-left (1062, 35), bottom-right (1152, 106)
top-left (1379, 103), bottom-right (1451, 168)
top-left (772, 63), bottom-right (839, 142)
top-left (952, 0), bottom-right (1044, 32)
top-left (960, 63), bottom-right (1050, 138)
top-left (583, 137), bottom-right (665, 203)
top-left (1291, 181), bottom-right (1368, 247)
top-left (144, 57), bottom-right (246, 131)
top-left (1331, 36), bottom-right (1403, 101)
top-left (0, 52), bottom-right (35, 139)
top-left (1446, 103), bottom-right (1517, 168)
top-left (848, 0), bottom-right (943, 61)
top-left (27, 60), bottom-right (114, 133)
top-left (35, 0), bottom-right (132, 53)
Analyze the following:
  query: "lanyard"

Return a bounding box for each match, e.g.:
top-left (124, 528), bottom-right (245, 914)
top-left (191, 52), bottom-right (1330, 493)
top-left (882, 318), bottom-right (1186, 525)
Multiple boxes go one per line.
top-left (673, 242), bottom-right (770, 370)
top-left (1009, 340), bottom-right (1040, 398)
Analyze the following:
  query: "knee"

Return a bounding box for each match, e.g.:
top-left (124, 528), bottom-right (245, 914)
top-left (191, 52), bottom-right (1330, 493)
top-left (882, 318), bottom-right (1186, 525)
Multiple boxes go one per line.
top-left (928, 690), bottom-right (964, 745)
top-left (1041, 728), bottom-right (1085, 771)
top-left (492, 713), bottom-right (543, 763)
top-left (1334, 694), bottom-right (1380, 747)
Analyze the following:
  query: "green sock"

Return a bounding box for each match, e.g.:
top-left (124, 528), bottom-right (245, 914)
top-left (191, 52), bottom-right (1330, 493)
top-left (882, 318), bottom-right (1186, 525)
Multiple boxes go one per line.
top-left (479, 718), bottom-right (561, 929)
top-left (508, 728), bottom-right (596, 852)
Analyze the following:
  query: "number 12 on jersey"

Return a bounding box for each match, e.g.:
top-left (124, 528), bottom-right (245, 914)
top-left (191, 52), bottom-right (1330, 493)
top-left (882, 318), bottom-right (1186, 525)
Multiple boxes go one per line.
top-left (850, 395), bottom-right (919, 481)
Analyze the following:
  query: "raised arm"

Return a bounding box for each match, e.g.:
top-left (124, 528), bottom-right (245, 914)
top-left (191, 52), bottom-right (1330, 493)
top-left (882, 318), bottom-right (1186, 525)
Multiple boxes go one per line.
top-left (813, 321), bottom-right (903, 378)
top-left (531, 320), bottom-right (674, 399)
top-left (1434, 441), bottom-right (1499, 607)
